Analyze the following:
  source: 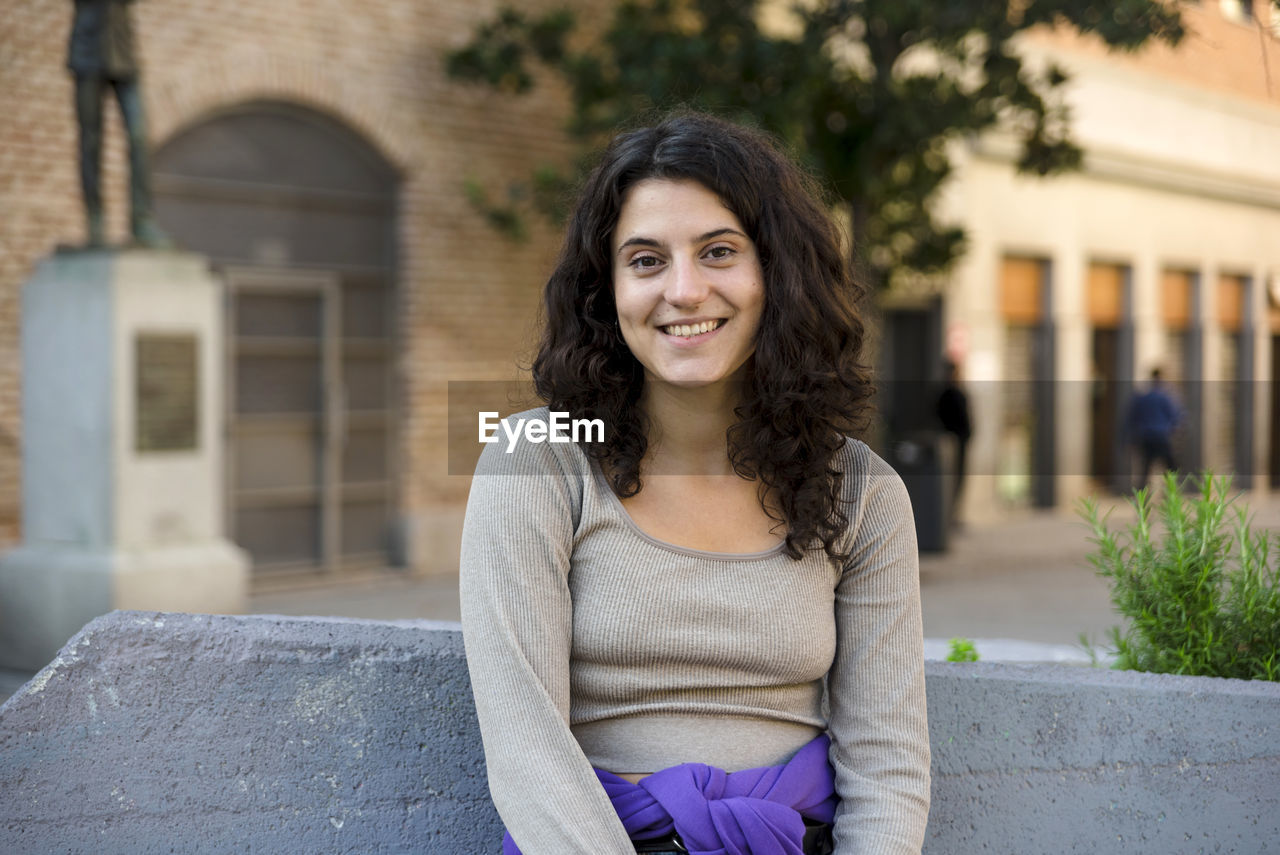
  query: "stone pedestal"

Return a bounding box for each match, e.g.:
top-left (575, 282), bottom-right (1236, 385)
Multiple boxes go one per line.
top-left (0, 249), bottom-right (249, 671)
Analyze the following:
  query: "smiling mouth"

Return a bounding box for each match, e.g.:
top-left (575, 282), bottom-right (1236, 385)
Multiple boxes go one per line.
top-left (660, 319), bottom-right (726, 338)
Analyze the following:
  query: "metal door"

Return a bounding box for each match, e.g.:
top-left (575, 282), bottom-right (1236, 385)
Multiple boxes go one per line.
top-left (225, 267), bottom-right (344, 573)
top-left (153, 103), bottom-right (400, 578)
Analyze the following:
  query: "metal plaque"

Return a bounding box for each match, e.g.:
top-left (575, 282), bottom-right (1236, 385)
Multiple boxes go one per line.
top-left (136, 333), bottom-right (199, 452)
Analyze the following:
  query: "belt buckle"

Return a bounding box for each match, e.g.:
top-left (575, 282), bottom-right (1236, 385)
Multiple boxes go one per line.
top-left (634, 834), bottom-right (688, 854)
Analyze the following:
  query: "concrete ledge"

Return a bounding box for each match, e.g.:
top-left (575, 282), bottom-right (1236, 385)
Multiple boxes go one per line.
top-left (2, 612), bottom-right (1277, 854)
top-left (0, 612), bottom-right (495, 855)
top-left (925, 661), bottom-right (1280, 852)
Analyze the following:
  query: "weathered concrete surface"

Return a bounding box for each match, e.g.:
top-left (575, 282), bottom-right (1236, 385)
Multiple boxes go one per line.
top-left (0, 612), bottom-right (499, 854)
top-left (1, 613), bottom-right (1278, 854)
top-left (924, 662), bottom-right (1279, 853)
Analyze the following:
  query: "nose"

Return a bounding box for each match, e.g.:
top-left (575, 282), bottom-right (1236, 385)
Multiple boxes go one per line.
top-left (664, 256), bottom-right (711, 308)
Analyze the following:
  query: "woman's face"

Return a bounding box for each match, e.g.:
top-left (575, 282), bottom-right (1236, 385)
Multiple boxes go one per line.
top-left (610, 178), bottom-right (765, 391)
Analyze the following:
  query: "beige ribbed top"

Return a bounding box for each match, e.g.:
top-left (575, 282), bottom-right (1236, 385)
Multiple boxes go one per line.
top-left (459, 409), bottom-right (930, 854)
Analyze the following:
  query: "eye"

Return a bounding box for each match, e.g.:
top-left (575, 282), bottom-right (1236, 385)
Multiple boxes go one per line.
top-left (628, 254), bottom-right (664, 271)
top-left (704, 245), bottom-right (736, 261)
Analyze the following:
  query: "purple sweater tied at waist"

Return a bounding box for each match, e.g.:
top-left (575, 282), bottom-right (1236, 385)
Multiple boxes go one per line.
top-left (503, 734), bottom-right (838, 855)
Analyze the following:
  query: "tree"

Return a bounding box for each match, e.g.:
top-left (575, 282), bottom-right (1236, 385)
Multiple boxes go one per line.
top-left (446, 0), bottom-right (1182, 289)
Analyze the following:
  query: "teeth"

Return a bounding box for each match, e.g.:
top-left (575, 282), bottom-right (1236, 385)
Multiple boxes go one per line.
top-left (664, 320), bottom-right (721, 337)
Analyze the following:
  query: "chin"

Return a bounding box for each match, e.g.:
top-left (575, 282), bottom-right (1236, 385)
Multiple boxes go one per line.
top-left (664, 378), bottom-right (723, 389)
top-left (650, 370), bottom-right (741, 390)
top-left (643, 356), bottom-right (753, 391)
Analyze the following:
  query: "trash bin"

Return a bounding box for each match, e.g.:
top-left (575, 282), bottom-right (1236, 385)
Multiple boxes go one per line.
top-left (887, 430), bottom-right (954, 553)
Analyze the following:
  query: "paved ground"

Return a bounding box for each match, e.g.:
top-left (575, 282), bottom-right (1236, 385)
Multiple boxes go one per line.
top-left (244, 494), bottom-right (1144, 637)
top-left (5, 484), bottom-right (1278, 703)
top-left (243, 484), bottom-right (1280, 659)
top-left (244, 509), bottom-right (1121, 641)
top-left (922, 508), bottom-right (1117, 641)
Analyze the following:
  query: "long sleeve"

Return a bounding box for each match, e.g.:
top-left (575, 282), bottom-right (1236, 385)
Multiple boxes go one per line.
top-left (827, 449), bottom-right (932, 854)
top-left (459, 430), bottom-right (636, 855)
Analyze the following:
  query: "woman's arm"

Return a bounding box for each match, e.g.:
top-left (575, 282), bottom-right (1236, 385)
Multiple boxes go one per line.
top-left (827, 446), bottom-right (932, 854)
top-left (459, 432), bottom-right (636, 855)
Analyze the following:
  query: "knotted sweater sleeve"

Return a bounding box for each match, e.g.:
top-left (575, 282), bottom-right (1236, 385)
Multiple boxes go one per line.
top-left (459, 432), bottom-right (636, 855)
top-left (827, 447), bottom-right (932, 854)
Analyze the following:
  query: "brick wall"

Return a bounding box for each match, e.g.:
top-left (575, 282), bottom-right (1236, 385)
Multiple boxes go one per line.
top-left (0, 0), bottom-right (584, 559)
top-left (1029, 0), bottom-right (1280, 105)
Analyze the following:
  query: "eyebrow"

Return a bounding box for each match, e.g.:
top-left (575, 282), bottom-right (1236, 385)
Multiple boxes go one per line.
top-left (615, 227), bottom-right (747, 256)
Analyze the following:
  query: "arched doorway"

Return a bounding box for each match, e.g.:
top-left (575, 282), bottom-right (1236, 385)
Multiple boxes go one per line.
top-left (154, 102), bottom-right (399, 577)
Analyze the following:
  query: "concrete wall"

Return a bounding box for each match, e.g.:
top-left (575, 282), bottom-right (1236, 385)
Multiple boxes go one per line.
top-left (2, 612), bottom-right (1277, 854)
top-left (926, 661), bottom-right (1280, 853)
top-left (0, 612), bottom-right (496, 854)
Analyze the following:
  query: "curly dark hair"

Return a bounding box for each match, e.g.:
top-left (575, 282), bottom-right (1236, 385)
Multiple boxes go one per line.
top-left (533, 112), bottom-right (874, 561)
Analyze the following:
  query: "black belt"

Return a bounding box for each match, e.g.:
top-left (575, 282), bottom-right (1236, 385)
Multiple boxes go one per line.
top-left (633, 819), bottom-right (834, 854)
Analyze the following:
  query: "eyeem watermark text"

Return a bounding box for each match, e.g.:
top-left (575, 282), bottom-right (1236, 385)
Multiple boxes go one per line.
top-left (479, 411), bottom-right (604, 453)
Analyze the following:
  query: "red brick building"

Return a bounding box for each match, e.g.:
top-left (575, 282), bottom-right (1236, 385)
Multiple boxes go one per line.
top-left (1, 0), bottom-right (580, 578)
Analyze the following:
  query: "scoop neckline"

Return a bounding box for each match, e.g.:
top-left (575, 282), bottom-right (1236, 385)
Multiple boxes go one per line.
top-left (588, 458), bottom-right (788, 562)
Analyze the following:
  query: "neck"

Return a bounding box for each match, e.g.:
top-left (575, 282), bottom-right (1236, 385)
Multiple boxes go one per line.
top-left (640, 381), bottom-right (742, 477)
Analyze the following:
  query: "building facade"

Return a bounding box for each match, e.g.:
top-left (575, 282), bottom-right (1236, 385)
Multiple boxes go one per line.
top-left (0, 0), bottom-right (582, 579)
top-left (887, 0), bottom-right (1280, 523)
top-left (2, 0), bottom-right (1278, 588)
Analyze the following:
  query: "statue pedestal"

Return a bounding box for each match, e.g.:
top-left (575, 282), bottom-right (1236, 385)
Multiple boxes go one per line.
top-left (0, 249), bottom-right (249, 671)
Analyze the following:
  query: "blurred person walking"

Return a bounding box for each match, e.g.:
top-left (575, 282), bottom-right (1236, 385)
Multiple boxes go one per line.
top-left (1124, 367), bottom-right (1182, 492)
top-left (936, 359), bottom-right (972, 525)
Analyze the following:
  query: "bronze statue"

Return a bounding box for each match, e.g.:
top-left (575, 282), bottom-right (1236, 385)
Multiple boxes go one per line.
top-left (68, 0), bottom-right (170, 248)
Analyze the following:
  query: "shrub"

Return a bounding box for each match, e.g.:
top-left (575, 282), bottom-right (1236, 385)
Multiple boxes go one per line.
top-left (1078, 472), bottom-right (1280, 681)
top-left (946, 637), bottom-right (979, 663)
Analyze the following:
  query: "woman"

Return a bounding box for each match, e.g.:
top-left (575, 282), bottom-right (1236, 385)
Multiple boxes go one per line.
top-left (460, 112), bottom-right (930, 855)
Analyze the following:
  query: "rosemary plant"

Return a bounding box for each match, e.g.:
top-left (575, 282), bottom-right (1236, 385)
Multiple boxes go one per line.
top-left (1078, 472), bottom-right (1280, 681)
